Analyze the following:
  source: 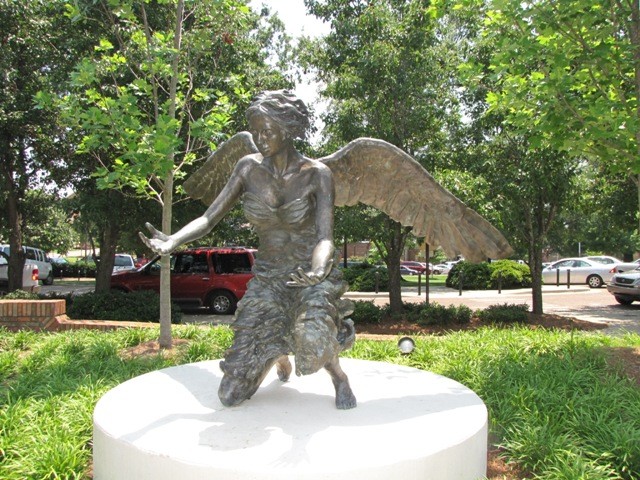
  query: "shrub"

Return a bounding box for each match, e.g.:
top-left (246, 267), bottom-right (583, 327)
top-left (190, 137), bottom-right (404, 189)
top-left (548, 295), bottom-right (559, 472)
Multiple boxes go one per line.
top-left (446, 260), bottom-right (532, 290)
top-left (476, 303), bottom-right (529, 324)
top-left (350, 300), bottom-right (383, 324)
top-left (343, 264), bottom-right (389, 292)
top-left (412, 302), bottom-right (473, 326)
top-left (446, 261), bottom-right (491, 290)
top-left (2, 290), bottom-right (40, 300)
top-left (489, 260), bottom-right (532, 289)
top-left (67, 290), bottom-right (182, 323)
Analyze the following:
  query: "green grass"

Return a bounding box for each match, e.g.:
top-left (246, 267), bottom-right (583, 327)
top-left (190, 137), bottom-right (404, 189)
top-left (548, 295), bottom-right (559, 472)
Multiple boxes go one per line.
top-left (401, 273), bottom-right (448, 287)
top-left (0, 326), bottom-right (638, 479)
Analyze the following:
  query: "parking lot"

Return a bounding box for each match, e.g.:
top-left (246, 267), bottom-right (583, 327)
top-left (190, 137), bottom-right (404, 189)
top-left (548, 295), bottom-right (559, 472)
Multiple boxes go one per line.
top-left (40, 281), bottom-right (640, 336)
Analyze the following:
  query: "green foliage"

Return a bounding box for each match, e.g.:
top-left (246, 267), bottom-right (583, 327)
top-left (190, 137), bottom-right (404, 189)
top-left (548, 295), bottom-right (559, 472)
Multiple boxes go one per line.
top-left (2, 290), bottom-right (40, 300)
top-left (67, 290), bottom-right (182, 323)
top-left (446, 261), bottom-right (491, 289)
top-left (410, 302), bottom-right (473, 326)
top-left (350, 300), bottom-right (383, 324)
top-left (0, 327), bottom-right (639, 478)
top-left (342, 264), bottom-right (389, 292)
top-left (476, 303), bottom-right (529, 324)
top-left (489, 260), bottom-right (532, 289)
top-left (52, 260), bottom-right (97, 278)
top-left (446, 260), bottom-right (532, 290)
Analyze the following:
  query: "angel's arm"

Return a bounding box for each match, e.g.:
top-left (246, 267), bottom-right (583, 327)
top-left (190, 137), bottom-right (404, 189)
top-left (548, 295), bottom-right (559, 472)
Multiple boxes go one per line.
top-left (141, 158), bottom-right (250, 255)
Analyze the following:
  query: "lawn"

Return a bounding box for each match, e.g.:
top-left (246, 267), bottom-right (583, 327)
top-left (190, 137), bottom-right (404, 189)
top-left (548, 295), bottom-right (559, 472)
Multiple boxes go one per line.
top-left (0, 325), bottom-right (638, 479)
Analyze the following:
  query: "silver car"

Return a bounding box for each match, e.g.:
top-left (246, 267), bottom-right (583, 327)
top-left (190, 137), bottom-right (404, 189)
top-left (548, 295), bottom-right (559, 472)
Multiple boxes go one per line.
top-left (607, 267), bottom-right (640, 305)
top-left (542, 257), bottom-right (617, 288)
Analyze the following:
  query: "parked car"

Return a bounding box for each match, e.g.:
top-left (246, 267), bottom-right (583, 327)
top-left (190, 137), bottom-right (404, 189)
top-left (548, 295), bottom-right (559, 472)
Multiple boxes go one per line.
top-left (607, 266), bottom-right (640, 305)
top-left (110, 247), bottom-right (256, 314)
top-left (612, 259), bottom-right (640, 274)
top-left (82, 253), bottom-right (137, 273)
top-left (399, 265), bottom-right (419, 275)
top-left (0, 251), bottom-right (39, 293)
top-left (400, 261), bottom-right (428, 274)
top-left (432, 264), bottom-right (451, 275)
top-left (113, 254), bottom-right (136, 272)
top-left (583, 255), bottom-right (623, 265)
top-left (0, 244), bottom-right (53, 285)
top-left (542, 257), bottom-right (617, 288)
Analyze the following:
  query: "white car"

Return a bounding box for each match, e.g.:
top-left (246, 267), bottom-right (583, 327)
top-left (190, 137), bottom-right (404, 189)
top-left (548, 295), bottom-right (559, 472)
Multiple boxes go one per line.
top-left (542, 257), bottom-right (617, 288)
top-left (0, 252), bottom-right (40, 293)
top-left (0, 245), bottom-right (53, 285)
top-left (612, 259), bottom-right (640, 274)
top-left (607, 266), bottom-right (640, 305)
top-left (432, 264), bottom-right (451, 275)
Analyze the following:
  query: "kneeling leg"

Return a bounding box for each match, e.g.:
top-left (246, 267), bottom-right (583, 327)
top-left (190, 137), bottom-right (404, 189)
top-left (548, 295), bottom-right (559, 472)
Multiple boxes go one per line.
top-left (218, 357), bottom-right (279, 407)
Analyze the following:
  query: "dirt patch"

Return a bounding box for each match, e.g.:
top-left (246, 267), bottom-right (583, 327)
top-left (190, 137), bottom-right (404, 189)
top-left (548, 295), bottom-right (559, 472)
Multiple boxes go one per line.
top-left (355, 311), bottom-right (607, 339)
top-left (120, 338), bottom-right (189, 360)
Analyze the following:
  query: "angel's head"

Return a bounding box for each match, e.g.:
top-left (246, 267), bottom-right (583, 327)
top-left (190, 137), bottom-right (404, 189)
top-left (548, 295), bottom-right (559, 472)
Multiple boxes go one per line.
top-left (246, 90), bottom-right (310, 141)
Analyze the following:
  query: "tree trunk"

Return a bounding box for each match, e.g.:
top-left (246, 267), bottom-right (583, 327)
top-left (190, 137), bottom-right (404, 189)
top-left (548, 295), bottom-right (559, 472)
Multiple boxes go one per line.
top-left (383, 220), bottom-right (410, 314)
top-left (95, 219), bottom-right (119, 293)
top-left (529, 246), bottom-right (544, 315)
top-left (6, 188), bottom-right (25, 292)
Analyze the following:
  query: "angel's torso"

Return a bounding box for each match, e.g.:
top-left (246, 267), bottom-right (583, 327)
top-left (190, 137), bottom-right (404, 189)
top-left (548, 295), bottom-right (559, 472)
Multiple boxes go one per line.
top-left (238, 154), bottom-right (332, 273)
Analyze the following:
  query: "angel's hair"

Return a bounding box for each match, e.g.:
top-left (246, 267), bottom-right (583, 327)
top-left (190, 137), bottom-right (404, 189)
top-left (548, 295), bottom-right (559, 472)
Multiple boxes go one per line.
top-left (246, 90), bottom-right (310, 140)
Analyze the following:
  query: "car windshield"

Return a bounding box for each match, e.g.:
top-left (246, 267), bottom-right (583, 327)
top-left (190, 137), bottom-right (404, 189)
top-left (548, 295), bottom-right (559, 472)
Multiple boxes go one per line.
top-left (114, 256), bottom-right (133, 267)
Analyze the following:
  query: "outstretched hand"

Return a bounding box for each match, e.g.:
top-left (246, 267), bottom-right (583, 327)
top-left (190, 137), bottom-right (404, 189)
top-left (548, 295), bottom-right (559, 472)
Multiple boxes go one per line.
top-left (287, 260), bottom-right (333, 288)
top-left (139, 222), bottom-right (176, 255)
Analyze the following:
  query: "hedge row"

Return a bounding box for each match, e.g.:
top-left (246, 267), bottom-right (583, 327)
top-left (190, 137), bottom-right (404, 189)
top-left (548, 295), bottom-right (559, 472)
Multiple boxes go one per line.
top-left (446, 260), bottom-right (531, 290)
top-left (3, 289), bottom-right (182, 323)
top-left (350, 300), bottom-right (530, 326)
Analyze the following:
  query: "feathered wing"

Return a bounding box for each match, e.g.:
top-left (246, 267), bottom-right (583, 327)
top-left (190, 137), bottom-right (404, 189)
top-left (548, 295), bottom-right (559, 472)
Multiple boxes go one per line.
top-left (183, 132), bottom-right (259, 205)
top-left (319, 138), bottom-right (513, 262)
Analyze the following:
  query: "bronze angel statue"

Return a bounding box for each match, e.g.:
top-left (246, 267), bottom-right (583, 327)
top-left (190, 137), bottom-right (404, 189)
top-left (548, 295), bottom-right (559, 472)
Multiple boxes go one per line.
top-left (141, 90), bottom-right (512, 410)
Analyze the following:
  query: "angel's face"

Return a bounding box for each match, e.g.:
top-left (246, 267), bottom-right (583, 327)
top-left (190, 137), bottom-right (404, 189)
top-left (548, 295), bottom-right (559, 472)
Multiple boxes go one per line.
top-left (248, 114), bottom-right (288, 158)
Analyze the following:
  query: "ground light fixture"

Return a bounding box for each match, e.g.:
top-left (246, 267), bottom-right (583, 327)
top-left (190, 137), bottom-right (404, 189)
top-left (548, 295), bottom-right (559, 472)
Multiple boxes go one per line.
top-left (397, 336), bottom-right (415, 354)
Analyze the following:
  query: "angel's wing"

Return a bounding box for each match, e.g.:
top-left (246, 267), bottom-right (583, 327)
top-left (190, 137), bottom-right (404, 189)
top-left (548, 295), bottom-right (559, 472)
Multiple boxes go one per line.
top-left (183, 132), bottom-right (259, 205)
top-left (319, 138), bottom-right (512, 262)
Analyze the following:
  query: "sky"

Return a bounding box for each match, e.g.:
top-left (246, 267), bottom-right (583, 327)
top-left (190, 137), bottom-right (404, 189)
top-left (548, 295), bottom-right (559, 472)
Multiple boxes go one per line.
top-left (248, 0), bottom-right (330, 137)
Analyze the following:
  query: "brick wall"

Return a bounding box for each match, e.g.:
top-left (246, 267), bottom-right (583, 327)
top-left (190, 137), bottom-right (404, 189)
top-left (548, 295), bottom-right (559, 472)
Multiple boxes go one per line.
top-left (0, 299), bottom-right (154, 332)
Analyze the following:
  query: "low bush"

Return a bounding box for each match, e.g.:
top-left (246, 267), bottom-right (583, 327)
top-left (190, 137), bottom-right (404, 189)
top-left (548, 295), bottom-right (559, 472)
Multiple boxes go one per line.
top-left (414, 302), bottom-right (473, 326)
top-left (343, 264), bottom-right (389, 292)
top-left (476, 303), bottom-right (529, 324)
top-left (446, 261), bottom-right (492, 289)
top-left (489, 260), bottom-right (532, 289)
top-left (67, 290), bottom-right (182, 323)
top-left (52, 260), bottom-right (97, 278)
top-left (350, 300), bottom-right (383, 324)
top-left (1, 290), bottom-right (40, 300)
top-left (446, 260), bottom-right (531, 290)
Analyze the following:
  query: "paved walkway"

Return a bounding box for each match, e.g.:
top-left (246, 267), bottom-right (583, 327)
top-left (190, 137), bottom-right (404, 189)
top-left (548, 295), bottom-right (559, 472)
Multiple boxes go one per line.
top-left (182, 285), bottom-right (640, 336)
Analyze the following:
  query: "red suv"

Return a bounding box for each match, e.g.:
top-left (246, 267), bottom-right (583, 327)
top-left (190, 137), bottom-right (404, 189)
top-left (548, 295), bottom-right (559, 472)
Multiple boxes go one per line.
top-left (110, 247), bottom-right (256, 314)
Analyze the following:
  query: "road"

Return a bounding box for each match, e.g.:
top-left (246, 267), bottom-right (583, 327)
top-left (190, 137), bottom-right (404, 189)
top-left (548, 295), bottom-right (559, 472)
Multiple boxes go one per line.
top-left (41, 282), bottom-right (640, 336)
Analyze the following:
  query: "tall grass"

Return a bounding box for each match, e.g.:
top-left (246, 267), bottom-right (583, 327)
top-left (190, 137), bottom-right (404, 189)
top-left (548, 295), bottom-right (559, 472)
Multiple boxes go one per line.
top-left (0, 325), bottom-right (638, 479)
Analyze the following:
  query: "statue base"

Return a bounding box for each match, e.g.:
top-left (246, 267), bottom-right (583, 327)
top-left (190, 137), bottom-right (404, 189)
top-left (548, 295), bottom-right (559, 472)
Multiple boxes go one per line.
top-left (93, 358), bottom-right (487, 479)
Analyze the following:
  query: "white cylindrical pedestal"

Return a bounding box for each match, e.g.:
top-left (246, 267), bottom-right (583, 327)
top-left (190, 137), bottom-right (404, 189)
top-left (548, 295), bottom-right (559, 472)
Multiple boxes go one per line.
top-left (94, 358), bottom-right (487, 479)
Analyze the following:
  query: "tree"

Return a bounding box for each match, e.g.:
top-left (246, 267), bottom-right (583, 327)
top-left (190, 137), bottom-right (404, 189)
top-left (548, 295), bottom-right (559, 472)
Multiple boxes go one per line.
top-left (476, 0), bottom-right (640, 242)
top-left (60, 0), bottom-right (289, 347)
top-left (304, 0), bottom-right (461, 313)
top-left (0, 0), bottom-right (87, 291)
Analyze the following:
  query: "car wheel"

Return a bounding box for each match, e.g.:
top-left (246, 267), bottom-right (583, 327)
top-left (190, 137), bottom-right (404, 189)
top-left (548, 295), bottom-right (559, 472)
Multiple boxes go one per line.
top-left (586, 275), bottom-right (603, 288)
top-left (43, 271), bottom-right (54, 285)
top-left (614, 295), bottom-right (634, 306)
top-left (208, 291), bottom-right (237, 315)
top-left (433, 269), bottom-right (441, 275)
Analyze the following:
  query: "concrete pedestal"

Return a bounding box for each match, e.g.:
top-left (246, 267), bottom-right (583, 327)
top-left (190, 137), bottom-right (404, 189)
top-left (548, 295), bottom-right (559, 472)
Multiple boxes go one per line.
top-left (93, 358), bottom-right (487, 479)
